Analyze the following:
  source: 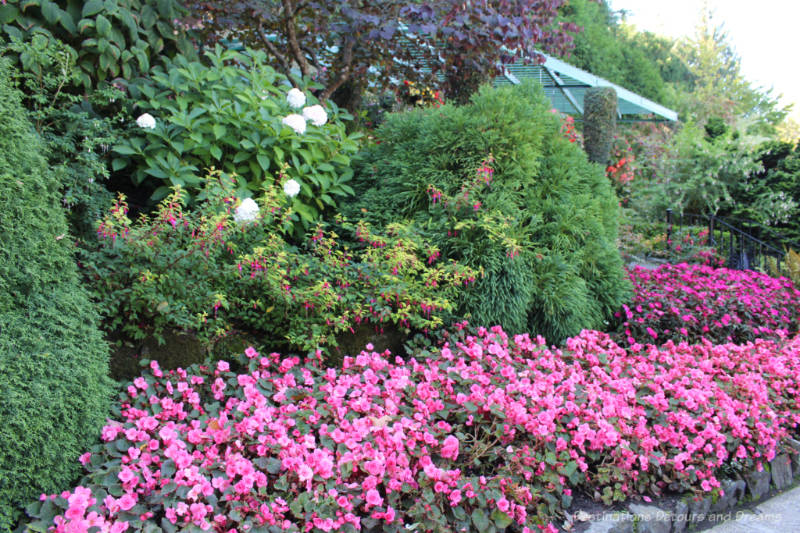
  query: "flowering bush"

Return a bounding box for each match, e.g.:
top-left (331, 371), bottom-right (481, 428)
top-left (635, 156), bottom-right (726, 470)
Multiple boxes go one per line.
top-left (80, 173), bottom-right (476, 356)
top-left (617, 263), bottom-right (800, 346)
top-left (113, 46), bottom-right (361, 228)
top-left (24, 325), bottom-right (800, 532)
top-left (397, 80), bottom-right (444, 108)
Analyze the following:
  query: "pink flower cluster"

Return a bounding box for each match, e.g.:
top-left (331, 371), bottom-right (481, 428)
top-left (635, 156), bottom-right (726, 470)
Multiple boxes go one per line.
top-left (618, 263), bottom-right (800, 346)
top-left (33, 327), bottom-right (800, 532)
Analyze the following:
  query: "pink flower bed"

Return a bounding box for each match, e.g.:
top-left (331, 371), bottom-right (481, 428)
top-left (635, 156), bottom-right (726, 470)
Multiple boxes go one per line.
top-left (27, 326), bottom-right (800, 533)
top-left (618, 263), bottom-right (800, 346)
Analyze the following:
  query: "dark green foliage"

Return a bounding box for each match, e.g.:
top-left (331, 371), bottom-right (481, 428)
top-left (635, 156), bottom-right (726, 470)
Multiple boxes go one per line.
top-left (2, 34), bottom-right (120, 237)
top-left (583, 87), bottom-right (617, 165)
top-left (348, 82), bottom-right (630, 342)
top-left (0, 0), bottom-right (193, 89)
top-left (724, 140), bottom-right (800, 244)
top-left (557, 0), bottom-right (679, 105)
top-left (0, 59), bottom-right (111, 532)
top-left (704, 116), bottom-right (729, 141)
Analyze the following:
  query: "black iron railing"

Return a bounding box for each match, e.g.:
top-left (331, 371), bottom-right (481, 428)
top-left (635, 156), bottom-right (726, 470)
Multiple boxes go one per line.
top-left (664, 209), bottom-right (795, 277)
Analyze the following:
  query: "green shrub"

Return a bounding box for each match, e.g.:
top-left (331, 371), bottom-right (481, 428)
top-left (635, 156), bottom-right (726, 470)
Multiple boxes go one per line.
top-left (113, 46), bottom-right (361, 230)
top-left (630, 122), bottom-right (761, 219)
top-left (725, 140), bottom-right (800, 244)
top-left (80, 172), bottom-right (476, 358)
top-left (2, 34), bottom-right (120, 237)
top-left (0, 59), bottom-right (111, 532)
top-left (0, 0), bottom-right (193, 89)
top-left (347, 82), bottom-right (631, 341)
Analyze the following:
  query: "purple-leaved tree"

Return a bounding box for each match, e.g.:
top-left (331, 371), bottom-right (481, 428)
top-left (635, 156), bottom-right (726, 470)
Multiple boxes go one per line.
top-left (183, 0), bottom-right (579, 107)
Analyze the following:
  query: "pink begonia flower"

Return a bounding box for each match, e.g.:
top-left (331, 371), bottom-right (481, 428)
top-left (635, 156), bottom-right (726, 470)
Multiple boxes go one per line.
top-left (365, 489), bottom-right (383, 507)
top-left (297, 464), bottom-right (314, 482)
top-left (110, 521), bottom-right (130, 533)
top-left (118, 493), bottom-right (136, 511)
top-left (440, 435), bottom-right (459, 460)
top-left (496, 497), bottom-right (510, 512)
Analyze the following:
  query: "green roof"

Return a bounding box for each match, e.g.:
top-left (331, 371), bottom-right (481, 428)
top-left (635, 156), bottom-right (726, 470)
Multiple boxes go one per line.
top-left (493, 52), bottom-right (678, 121)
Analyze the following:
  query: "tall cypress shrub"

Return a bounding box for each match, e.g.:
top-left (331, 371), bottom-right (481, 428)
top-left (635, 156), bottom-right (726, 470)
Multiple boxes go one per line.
top-left (348, 82), bottom-right (630, 341)
top-left (0, 59), bottom-right (112, 531)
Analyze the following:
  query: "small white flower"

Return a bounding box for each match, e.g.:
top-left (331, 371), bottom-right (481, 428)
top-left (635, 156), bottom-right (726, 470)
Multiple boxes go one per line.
top-left (302, 105), bottom-right (328, 126)
top-left (136, 113), bottom-right (156, 129)
top-left (234, 197), bottom-right (260, 223)
top-left (282, 114), bottom-right (307, 135)
top-left (286, 88), bottom-right (306, 109)
top-left (283, 179), bottom-right (301, 198)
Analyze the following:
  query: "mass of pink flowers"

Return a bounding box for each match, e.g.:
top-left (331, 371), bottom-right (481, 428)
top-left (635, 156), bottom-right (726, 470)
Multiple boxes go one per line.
top-left (618, 263), bottom-right (800, 346)
top-left (28, 323), bottom-right (800, 533)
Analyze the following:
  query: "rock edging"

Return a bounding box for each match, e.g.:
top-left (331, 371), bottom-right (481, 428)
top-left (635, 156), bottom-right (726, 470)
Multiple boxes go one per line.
top-left (574, 440), bottom-right (799, 533)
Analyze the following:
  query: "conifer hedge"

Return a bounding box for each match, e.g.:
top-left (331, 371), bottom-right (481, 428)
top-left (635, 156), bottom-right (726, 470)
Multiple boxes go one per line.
top-left (348, 82), bottom-right (630, 341)
top-left (0, 59), bottom-right (112, 532)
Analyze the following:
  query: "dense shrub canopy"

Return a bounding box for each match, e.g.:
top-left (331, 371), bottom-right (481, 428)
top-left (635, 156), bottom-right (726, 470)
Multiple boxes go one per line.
top-left (347, 82), bottom-right (630, 341)
top-left (0, 59), bottom-right (112, 532)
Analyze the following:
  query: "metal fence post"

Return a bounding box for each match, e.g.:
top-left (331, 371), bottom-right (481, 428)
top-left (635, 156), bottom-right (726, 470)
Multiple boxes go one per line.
top-left (666, 208), bottom-right (673, 252)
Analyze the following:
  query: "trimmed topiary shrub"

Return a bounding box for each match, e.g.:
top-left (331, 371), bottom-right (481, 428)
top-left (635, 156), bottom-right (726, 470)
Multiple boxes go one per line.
top-left (0, 58), bottom-right (112, 532)
top-left (583, 86), bottom-right (617, 165)
top-left (347, 82), bottom-right (630, 341)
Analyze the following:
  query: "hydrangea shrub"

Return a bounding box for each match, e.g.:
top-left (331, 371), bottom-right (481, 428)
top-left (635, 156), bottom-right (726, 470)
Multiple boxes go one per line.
top-left (113, 46), bottom-right (361, 228)
top-left (25, 325), bottom-right (800, 532)
top-left (618, 263), bottom-right (800, 346)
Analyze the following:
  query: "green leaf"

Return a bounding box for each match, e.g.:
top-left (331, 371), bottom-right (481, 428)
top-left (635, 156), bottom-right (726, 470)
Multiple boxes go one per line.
top-left (0, 5), bottom-right (20, 25)
top-left (491, 510), bottom-right (512, 529)
top-left (38, 1), bottom-right (60, 24)
top-left (471, 509), bottom-right (490, 532)
top-left (114, 145), bottom-right (138, 156)
top-left (212, 124), bottom-right (226, 140)
top-left (81, 0), bottom-right (104, 17)
top-left (265, 457), bottom-right (282, 474)
top-left (256, 153), bottom-right (270, 171)
top-left (161, 459), bottom-right (176, 479)
top-left (95, 14), bottom-right (111, 36)
top-left (209, 145), bottom-right (222, 160)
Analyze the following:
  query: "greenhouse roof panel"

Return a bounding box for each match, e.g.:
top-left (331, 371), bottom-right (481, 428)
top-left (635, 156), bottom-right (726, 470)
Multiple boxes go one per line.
top-left (494, 52), bottom-right (678, 121)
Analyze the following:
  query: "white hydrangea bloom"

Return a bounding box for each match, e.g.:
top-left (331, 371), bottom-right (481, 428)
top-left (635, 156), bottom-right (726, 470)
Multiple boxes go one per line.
top-left (234, 197), bottom-right (260, 223)
top-left (136, 113), bottom-right (156, 129)
top-left (302, 105), bottom-right (328, 126)
top-left (282, 114), bottom-right (307, 135)
top-left (283, 179), bottom-right (301, 198)
top-left (286, 88), bottom-right (306, 108)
